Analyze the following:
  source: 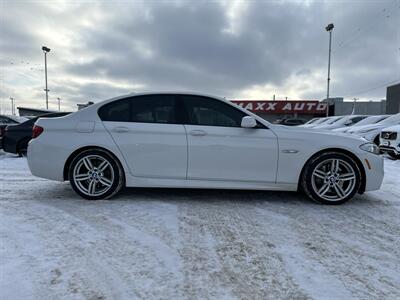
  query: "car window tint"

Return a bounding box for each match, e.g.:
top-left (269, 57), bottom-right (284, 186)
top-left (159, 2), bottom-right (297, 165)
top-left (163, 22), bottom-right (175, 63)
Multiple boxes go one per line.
top-left (351, 116), bottom-right (365, 124)
top-left (98, 99), bottom-right (130, 122)
top-left (182, 95), bottom-right (246, 127)
top-left (131, 95), bottom-right (176, 124)
top-left (0, 117), bottom-right (16, 124)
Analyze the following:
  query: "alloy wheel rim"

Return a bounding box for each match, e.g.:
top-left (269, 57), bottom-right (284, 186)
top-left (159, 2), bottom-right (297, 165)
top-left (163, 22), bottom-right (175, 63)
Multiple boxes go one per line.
top-left (311, 158), bottom-right (356, 201)
top-left (73, 155), bottom-right (114, 196)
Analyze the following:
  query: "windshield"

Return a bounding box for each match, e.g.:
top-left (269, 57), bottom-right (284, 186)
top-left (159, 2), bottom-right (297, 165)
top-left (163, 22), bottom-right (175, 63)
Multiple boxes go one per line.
top-left (314, 117), bottom-right (333, 125)
top-left (378, 113), bottom-right (400, 125)
top-left (305, 118), bottom-right (318, 124)
top-left (324, 116), bottom-right (343, 125)
top-left (355, 115), bottom-right (388, 126)
top-left (6, 115), bottom-right (28, 123)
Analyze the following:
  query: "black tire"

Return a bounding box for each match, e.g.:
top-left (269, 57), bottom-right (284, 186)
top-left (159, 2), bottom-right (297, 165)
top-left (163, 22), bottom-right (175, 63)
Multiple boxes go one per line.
top-left (17, 139), bottom-right (29, 157)
top-left (68, 149), bottom-right (124, 200)
top-left (388, 152), bottom-right (400, 160)
top-left (301, 152), bottom-right (362, 205)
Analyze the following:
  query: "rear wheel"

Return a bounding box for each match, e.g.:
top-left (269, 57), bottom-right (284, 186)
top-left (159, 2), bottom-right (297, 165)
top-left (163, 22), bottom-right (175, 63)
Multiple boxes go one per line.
top-left (17, 138), bottom-right (30, 157)
top-left (69, 149), bottom-right (124, 200)
top-left (301, 152), bottom-right (361, 204)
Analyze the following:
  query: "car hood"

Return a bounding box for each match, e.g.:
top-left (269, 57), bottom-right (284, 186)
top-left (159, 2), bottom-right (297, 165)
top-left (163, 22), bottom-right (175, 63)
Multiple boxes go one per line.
top-left (381, 124), bottom-right (400, 132)
top-left (348, 124), bottom-right (382, 134)
top-left (272, 124), bottom-right (367, 144)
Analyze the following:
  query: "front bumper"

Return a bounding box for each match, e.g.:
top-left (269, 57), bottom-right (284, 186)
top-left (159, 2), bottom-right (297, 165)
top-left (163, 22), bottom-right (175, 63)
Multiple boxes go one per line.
top-left (379, 140), bottom-right (400, 156)
top-left (358, 152), bottom-right (384, 192)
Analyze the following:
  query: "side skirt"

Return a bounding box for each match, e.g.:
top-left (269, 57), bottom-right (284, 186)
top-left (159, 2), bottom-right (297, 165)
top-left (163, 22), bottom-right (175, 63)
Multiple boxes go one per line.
top-left (125, 175), bottom-right (297, 191)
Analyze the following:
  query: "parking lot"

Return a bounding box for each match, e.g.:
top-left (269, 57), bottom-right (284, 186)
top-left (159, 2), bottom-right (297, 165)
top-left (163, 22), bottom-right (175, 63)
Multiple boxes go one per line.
top-left (1, 151), bottom-right (399, 300)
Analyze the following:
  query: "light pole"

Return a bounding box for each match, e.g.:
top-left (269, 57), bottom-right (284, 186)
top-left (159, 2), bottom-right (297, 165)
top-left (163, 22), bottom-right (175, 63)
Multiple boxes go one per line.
top-left (351, 97), bottom-right (358, 115)
top-left (57, 97), bottom-right (61, 111)
top-left (42, 46), bottom-right (51, 109)
top-left (325, 23), bottom-right (334, 116)
top-left (10, 97), bottom-right (14, 115)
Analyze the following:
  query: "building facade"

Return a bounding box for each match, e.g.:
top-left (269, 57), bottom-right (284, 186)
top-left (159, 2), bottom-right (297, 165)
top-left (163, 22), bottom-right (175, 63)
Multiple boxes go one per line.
top-left (386, 83), bottom-right (400, 114)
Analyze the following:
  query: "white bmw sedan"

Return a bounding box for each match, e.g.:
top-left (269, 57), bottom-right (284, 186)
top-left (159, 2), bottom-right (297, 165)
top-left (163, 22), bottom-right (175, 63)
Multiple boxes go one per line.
top-left (28, 92), bottom-right (384, 204)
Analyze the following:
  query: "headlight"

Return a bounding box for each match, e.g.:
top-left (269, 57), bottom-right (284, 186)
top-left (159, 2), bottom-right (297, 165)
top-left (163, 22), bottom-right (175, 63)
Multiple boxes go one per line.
top-left (359, 142), bottom-right (380, 155)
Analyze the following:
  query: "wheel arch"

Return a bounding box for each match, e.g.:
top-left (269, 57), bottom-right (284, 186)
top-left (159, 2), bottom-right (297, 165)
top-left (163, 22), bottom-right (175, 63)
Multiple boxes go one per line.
top-left (298, 148), bottom-right (366, 194)
top-left (63, 145), bottom-right (125, 182)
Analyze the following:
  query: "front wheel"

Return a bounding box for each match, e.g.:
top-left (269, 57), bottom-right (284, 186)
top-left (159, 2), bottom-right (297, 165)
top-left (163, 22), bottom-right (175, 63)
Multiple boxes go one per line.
top-left (301, 152), bottom-right (361, 205)
top-left (69, 149), bottom-right (124, 200)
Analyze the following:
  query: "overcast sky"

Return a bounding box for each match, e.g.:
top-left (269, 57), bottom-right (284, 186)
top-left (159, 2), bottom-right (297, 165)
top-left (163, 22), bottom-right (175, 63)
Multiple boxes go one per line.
top-left (0, 0), bottom-right (399, 113)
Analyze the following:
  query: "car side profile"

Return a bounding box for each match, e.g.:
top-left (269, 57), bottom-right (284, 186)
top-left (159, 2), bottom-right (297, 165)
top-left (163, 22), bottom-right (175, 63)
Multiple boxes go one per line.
top-left (27, 92), bottom-right (384, 204)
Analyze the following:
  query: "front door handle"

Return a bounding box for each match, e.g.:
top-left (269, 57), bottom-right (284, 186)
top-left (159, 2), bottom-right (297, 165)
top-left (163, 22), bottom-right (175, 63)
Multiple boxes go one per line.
top-left (112, 126), bottom-right (130, 133)
top-left (189, 130), bottom-right (207, 136)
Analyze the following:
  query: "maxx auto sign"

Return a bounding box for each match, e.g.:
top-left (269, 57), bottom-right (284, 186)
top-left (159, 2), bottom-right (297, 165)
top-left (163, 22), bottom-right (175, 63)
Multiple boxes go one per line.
top-left (231, 100), bottom-right (328, 114)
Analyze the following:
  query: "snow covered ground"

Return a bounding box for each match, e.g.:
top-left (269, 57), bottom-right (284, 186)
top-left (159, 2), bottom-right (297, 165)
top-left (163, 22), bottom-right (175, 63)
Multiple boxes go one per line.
top-left (1, 151), bottom-right (399, 300)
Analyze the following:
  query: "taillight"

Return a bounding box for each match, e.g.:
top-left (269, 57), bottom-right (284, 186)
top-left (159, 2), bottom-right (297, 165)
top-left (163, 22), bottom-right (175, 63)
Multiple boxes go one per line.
top-left (0, 127), bottom-right (4, 137)
top-left (32, 125), bottom-right (44, 139)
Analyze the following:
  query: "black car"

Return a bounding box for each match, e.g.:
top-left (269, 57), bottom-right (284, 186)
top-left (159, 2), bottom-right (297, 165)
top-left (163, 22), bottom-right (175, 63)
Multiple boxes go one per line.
top-left (273, 118), bottom-right (305, 126)
top-left (2, 112), bottom-right (70, 156)
top-left (0, 115), bottom-right (29, 149)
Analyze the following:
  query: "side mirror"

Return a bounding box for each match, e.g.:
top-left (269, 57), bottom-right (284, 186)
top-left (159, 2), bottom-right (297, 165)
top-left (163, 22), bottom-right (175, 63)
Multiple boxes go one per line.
top-left (241, 116), bottom-right (257, 128)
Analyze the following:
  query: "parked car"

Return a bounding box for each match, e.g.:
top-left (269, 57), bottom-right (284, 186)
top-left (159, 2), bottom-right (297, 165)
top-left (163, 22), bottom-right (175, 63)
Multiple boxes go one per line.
top-left (316, 115), bottom-right (366, 130)
top-left (303, 118), bottom-right (320, 126)
top-left (379, 125), bottom-right (400, 159)
top-left (27, 92), bottom-right (383, 204)
top-left (273, 118), bottom-right (305, 126)
top-left (301, 116), bottom-right (340, 128)
top-left (2, 112), bottom-right (70, 156)
top-left (333, 115), bottom-right (390, 133)
top-left (0, 115), bottom-right (28, 149)
top-left (348, 113), bottom-right (400, 145)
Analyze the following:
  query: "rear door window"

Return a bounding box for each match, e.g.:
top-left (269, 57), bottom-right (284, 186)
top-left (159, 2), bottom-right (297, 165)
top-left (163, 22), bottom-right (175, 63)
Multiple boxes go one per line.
top-left (98, 95), bottom-right (179, 124)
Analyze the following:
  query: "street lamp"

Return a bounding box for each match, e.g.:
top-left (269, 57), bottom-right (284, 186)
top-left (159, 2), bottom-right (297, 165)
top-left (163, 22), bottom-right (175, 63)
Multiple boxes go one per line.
top-left (10, 97), bottom-right (14, 115)
top-left (42, 46), bottom-right (51, 110)
top-left (57, 97), bottom-right (61, 111)
top-left (325, 23), bottom-right (334, 116)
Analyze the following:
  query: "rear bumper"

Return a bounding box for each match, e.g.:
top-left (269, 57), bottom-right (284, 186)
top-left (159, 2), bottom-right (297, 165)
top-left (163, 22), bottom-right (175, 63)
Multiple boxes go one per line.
top-left (27, 138), bottom-right (66, 181)
top-left (1, 136), bottom-right (18, 154)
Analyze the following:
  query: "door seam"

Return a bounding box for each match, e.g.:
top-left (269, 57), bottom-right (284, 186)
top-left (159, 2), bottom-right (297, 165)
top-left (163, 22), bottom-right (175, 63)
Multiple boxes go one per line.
top-left (183, 125), bottom-right (189, 180)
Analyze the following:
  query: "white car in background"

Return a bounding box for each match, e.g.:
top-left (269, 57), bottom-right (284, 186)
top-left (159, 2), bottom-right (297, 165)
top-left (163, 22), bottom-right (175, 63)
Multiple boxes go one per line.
top-left (333, 115), bottom-right (390, 133)
top-left (27, 92), bottom-right (384, 205)
top-left (302, 116), bottom-right (341, 128)
top-left (348, 113), bottom-right (400, 145)
top-left (302, 117), bottom-right (320, 127)
top-left (379, 124), bottom-right (400, 159)
top-left (315, 115), bottom-right (366, 130)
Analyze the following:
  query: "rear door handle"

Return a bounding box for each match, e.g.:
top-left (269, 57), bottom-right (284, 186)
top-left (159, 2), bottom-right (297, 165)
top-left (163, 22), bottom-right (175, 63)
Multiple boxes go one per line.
top-left (189, 130), bottom-right (207, 136)
top-left (112, 126), bottom-right (130, 133)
